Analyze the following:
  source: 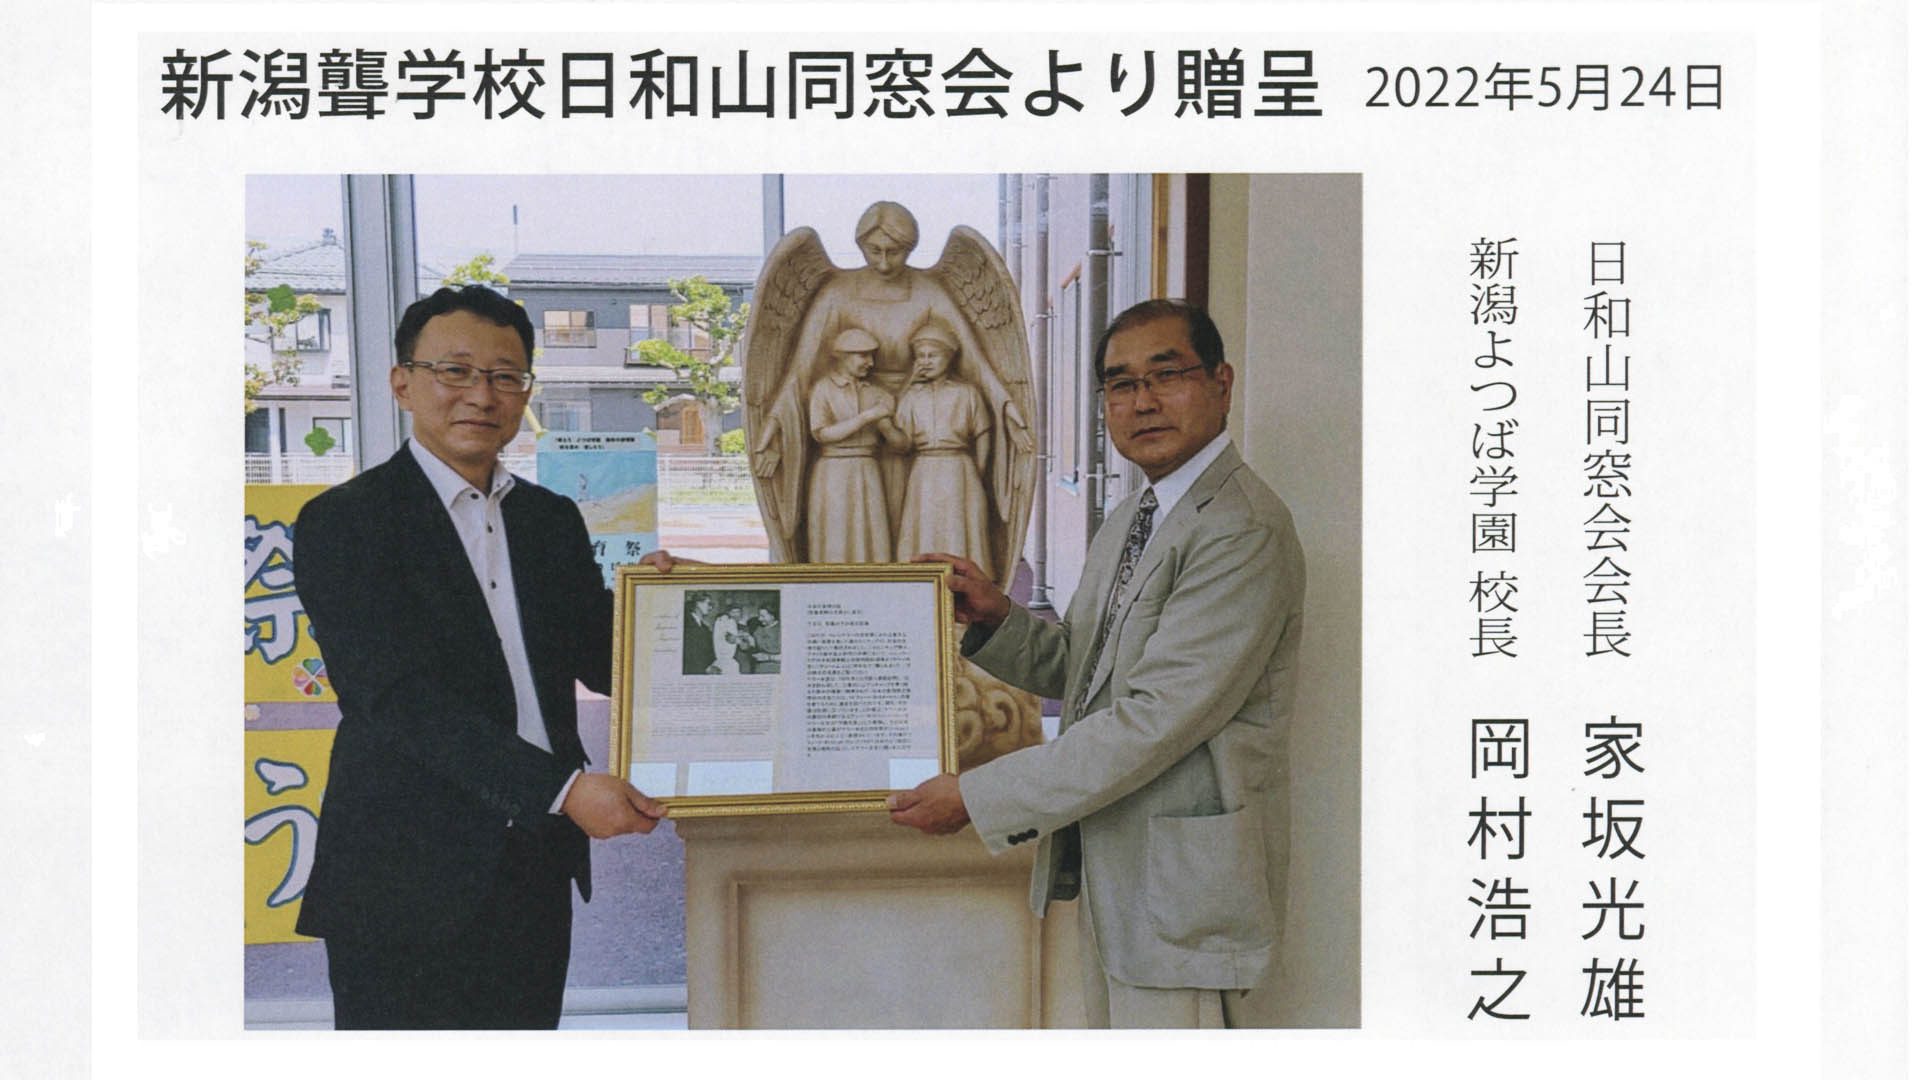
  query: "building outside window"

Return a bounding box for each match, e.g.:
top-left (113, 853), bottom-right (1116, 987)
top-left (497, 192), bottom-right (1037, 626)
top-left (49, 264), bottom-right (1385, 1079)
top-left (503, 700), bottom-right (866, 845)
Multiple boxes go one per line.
top-left (245, 191), bottom-right (356, 483)
top-left (535, 399), bottom-right (590, 432)
top-left (269, 309), bottom-right (332, 352)
top-left (628, 302), bottom-right (669, 344)
top-left (310, 417), bottom-right (350, 455)
top-left (626, 302), bottom-right (713, 361)
top-left (543, 308), bottom-right (595, 347)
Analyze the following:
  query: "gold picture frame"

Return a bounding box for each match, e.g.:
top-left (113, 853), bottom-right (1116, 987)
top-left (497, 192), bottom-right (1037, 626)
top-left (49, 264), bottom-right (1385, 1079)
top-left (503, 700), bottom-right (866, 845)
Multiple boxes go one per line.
top-left (609, 561), bottom-right (956, 817)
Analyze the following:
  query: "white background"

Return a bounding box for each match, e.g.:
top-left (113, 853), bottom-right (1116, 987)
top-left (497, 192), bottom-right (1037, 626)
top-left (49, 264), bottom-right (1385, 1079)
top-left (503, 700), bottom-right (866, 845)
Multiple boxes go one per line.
top-left (0, 1), bottom-right (1905, 1077)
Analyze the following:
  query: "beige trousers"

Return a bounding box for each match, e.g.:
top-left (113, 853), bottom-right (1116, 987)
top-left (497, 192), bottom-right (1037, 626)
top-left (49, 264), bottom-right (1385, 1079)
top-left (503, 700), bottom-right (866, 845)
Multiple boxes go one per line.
top-left (1075, 899), bottom-right (1227, 1029)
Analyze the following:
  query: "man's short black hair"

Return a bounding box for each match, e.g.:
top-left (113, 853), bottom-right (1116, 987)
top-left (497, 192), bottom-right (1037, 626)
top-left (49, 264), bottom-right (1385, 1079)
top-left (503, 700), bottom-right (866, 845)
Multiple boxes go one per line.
top-left (1092, 298), bottom-right (1226, 381)
top-left (394, 286), bottom-right (536, 367)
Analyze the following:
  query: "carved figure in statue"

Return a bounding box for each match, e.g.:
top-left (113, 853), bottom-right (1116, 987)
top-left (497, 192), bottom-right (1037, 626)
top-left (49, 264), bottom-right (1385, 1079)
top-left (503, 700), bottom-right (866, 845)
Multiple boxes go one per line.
top-left (804, 327), bottom-right (902, 563)
top-left (743, 200), bottom-right (1035, 587)
top-left (893, 319), bottom-right (993, 570)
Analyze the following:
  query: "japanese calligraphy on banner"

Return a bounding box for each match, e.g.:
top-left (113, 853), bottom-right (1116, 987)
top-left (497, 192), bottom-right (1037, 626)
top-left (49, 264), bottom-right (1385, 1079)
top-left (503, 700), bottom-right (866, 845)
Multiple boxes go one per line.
top-left (536, 431), bottom-right (659, 587)
top-left (243, 728), bottom-right (334, 944)
top-left (244, 484), bottom-right (333, 703)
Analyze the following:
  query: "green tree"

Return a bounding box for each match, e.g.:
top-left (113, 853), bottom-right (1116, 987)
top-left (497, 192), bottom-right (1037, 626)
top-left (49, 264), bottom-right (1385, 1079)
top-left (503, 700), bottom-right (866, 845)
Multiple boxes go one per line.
top-left (303, 425), bottom-right (337, 456)
top-left (244, 240), bottom-right (326, 414)
top-left (629, 276), bottom-right (749, 453)
top-left (440, 252), bottom-right (510, 288)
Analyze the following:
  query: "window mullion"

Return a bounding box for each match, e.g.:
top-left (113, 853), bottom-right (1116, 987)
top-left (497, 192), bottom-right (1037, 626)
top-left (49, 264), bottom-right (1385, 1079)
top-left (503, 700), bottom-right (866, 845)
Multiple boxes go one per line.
top-left (341, 174), bottom-right (418, 470)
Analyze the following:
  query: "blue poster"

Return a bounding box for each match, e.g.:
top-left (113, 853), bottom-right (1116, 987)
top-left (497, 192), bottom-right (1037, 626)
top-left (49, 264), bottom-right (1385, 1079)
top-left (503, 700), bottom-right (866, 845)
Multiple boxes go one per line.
top-left (536, 431), bottom-right (659, 586)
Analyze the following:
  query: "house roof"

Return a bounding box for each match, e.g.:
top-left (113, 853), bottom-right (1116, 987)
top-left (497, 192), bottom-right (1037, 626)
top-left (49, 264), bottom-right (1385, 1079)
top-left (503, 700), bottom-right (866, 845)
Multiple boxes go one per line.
top-left (531, 364), bottom-right (743, 386)
top-left (500, 253), bottom-right (762, 289)
top-left (246, 232), bottom-right (450, 295)
top-left (246, 235), bottom-right (764, 297)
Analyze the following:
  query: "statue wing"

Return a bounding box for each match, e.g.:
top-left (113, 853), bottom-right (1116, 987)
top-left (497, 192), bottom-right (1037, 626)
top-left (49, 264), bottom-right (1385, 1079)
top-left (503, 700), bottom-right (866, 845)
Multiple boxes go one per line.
top-left (742, 227), bottom-right (838, 562)
top-left (931, 226), bottom-right (1037, 589)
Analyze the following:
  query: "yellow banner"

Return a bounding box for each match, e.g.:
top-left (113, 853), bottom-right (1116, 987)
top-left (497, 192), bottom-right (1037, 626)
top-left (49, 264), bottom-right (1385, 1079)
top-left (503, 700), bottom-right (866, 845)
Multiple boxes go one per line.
top-left (245, 484), bottom-right (335, 703)
top-left (243, 728), bottom-right (335, 944)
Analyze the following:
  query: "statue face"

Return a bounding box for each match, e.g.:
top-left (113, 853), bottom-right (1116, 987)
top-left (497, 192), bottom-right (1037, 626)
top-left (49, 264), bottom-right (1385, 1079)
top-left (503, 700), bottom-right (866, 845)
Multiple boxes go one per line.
top-left (837, 349), bottom-right (876, 378)
top-left (859, 235), bottom-right (908, 279)
top-left (911, 340), bottom-right (954, 381)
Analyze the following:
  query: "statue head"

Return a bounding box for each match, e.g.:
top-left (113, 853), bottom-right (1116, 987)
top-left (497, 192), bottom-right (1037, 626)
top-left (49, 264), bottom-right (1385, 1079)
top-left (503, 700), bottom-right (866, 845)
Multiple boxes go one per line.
top-left (909, 319), bottom-right (960, 382)
top-left (832, 326), bottom-right (880, 378)
top-left (854, 201), bottom-right (920, 280)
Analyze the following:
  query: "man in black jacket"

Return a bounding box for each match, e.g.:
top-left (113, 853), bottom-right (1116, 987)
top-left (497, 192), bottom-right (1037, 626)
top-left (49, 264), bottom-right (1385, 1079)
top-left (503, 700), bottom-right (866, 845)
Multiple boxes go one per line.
top-left (294, 286), bottom-right (662, 1029)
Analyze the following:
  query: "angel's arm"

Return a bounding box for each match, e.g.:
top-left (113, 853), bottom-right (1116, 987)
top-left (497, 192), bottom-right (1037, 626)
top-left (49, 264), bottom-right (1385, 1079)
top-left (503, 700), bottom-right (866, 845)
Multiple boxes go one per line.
top-left (1002, 400), bottom-right (1032, 453)
top-left (751, 409), bottom-right (781, 477)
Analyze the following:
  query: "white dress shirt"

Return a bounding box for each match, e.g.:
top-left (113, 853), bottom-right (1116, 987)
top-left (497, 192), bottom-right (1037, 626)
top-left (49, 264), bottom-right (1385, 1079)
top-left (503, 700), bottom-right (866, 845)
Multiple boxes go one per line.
top-left (1141, 429), bottom-right (1233, 531)
top-left (409, 440), bottom-right (578, 814)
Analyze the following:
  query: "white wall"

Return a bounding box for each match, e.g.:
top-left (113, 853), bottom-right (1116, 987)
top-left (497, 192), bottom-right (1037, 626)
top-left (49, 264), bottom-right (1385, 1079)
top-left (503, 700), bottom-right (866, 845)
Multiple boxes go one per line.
top-left (1220, 174), bottom-right (1363, 1027)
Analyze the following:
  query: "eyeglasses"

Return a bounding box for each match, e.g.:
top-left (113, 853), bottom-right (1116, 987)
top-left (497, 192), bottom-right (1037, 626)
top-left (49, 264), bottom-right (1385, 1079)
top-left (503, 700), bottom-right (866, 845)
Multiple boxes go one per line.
top-left (1099, 363), bottom-right (1209, 405)
top-left (402, 358), bottom-right (536, 394)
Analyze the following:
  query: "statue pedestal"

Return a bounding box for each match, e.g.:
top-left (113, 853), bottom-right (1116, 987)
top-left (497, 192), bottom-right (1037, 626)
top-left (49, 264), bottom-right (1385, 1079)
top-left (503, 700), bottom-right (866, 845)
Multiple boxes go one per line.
top-left (676, 812), bottom-right (1083, 1028)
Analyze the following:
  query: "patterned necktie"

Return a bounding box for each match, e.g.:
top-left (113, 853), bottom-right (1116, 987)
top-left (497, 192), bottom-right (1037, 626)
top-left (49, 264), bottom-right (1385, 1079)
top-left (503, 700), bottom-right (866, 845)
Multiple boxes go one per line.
top-left (1069, 487), bottom-right (1158, 717)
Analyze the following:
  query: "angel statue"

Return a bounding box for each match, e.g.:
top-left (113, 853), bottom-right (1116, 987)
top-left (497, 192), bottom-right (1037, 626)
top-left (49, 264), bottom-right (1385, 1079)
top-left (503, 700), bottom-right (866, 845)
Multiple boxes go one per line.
top-left (742, 200), bottom-right (1035, 588)
top-left (742, 200), bottom-right (1041, 769)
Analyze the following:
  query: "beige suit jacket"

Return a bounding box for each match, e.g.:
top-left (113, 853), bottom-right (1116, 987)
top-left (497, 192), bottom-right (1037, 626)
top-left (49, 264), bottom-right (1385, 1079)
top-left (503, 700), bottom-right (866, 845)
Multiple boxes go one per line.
top-left (958, 444), bottom-right (1305, 992)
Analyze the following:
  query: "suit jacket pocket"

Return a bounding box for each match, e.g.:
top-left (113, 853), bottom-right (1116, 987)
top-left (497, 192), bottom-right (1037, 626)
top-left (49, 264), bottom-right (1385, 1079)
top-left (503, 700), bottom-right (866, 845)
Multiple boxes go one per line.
top-left (1145, 806), bottom-right (1277, 952)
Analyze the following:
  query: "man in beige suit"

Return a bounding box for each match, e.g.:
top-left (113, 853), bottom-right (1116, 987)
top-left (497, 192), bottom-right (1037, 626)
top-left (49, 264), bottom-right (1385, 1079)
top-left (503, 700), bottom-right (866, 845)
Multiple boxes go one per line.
top-left (890, 299), bottom-right (1305, 1029)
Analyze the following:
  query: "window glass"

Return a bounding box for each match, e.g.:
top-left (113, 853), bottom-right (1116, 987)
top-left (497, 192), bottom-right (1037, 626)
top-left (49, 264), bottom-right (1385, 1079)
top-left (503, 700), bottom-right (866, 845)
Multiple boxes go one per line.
top-left (244, 176), bottom-right (356, 1011)
top-left (246, 173), bottom-right (1025, 1014)
top-left (414, 174), bottom-right (764, 479)
top-left (412, 175), bottom-right (769, 994)
top-left (244, 175), bottom-right (352, 484)
top-left (542, 308), bottom-right (595, 347)
top-left (269, 309), bottom-right (331, 353)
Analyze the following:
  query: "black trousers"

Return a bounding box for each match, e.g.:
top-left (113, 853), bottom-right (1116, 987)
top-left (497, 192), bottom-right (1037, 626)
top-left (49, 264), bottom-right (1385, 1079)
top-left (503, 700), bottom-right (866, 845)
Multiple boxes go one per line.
top-left (324, 827), bottom-right (574, 1030)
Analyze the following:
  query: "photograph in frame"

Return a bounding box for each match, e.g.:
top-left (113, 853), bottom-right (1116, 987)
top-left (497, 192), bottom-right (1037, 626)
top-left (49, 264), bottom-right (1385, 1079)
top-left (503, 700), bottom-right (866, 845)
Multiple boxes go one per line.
top-left (610, 561), bottom-right (956, 816)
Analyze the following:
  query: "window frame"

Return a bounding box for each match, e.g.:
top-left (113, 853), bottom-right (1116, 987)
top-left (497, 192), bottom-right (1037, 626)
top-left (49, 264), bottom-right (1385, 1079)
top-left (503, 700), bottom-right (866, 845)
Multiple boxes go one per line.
top-left (269, 308), bottom-right (333, 353)
top-left (542, 308), bottom-right (596, 348)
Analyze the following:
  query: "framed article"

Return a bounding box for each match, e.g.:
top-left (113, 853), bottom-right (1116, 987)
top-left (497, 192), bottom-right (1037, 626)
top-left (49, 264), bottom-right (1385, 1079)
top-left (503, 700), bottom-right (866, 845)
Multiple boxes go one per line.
top-left (609, 562), bottom-right (957, 816)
